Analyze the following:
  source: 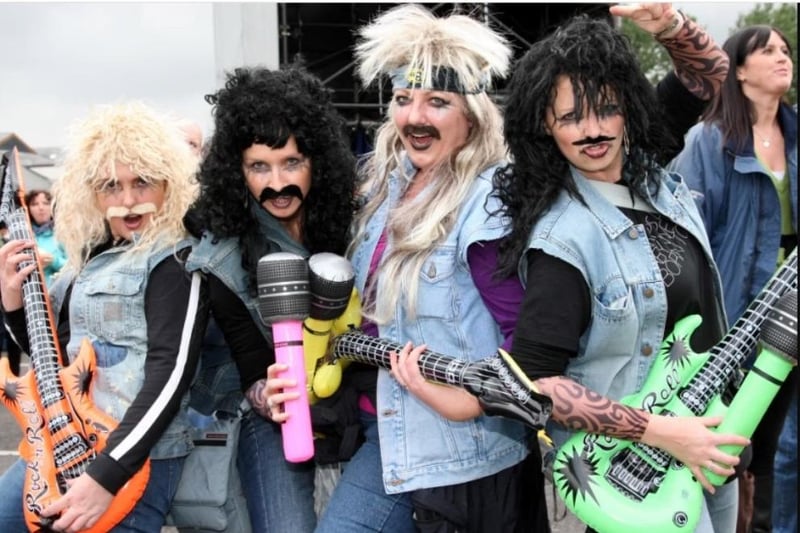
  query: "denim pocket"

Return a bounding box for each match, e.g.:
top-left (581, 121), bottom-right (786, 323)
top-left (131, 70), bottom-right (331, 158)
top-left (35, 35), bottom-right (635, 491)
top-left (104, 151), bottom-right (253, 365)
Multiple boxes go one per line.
top-left (84, 270), bottom-right (145, 341)
top-left (416, 247), bottom-right (457, 320)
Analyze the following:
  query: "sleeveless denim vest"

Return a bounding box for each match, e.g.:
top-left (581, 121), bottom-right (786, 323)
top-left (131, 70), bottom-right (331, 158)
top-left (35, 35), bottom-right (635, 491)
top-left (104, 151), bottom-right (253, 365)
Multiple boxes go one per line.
top-left (185, 235), bottom-right (272, 341)
top-left (185, 224), bottom-right (312, 419)
top-left (349, 157), bottom-right (531, 494)
top-left (522, 167), bottom-right (726, 448)
top-left (49, 238), bottom-right (196, 459)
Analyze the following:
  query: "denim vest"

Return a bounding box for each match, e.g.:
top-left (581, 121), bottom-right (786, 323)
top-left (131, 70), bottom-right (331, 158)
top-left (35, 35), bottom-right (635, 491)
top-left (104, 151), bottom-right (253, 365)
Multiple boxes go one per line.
top-left (350, 157), bottom-right (531, 494)
top-left (49, 238), bottom-right (196, 459)
top-left (185, 227), bottom-right (311, 415)
top-left (522, 167), bottom-right (726, 448)
top-left (185, 235), bottom-right (273, 342)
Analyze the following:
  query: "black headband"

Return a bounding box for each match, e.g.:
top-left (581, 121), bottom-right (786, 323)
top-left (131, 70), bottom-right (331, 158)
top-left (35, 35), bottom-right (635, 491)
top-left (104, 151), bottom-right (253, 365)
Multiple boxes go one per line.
top-left (390, 65), bottom-right (487, 95)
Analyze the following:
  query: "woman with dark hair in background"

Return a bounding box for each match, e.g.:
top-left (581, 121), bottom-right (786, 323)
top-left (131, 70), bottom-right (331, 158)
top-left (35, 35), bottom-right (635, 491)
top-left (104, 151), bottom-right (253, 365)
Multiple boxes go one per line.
top-left (670, 24), bottom-right (797, 533)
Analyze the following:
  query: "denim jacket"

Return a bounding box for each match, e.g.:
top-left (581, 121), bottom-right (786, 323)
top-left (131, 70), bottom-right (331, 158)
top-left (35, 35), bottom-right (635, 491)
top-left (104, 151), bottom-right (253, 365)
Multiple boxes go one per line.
top-left (523, 167), bottom-right (726, 448)
top-left (49, 239), bottom-right (195, 459)
top-left (669, 103), bottom-right (798, 324)
top-left (349, 157), bottom-right (531, 494)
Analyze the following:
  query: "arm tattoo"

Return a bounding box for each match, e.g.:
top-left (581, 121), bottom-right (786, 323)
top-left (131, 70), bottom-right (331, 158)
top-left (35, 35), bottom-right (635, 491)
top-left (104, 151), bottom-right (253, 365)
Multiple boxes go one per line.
top-left (658, 16), bottom-right (730, 101)
top-left (539, 376), bottom-right (649, 441)
top-left (246, 379), bottom-right (270, 419)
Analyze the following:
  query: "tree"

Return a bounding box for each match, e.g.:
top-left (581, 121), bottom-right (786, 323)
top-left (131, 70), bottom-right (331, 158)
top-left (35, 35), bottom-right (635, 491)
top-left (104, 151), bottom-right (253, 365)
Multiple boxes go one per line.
top-left (735, 3), bottom-right (797, 105)
top-left (618, 17), bottom-right (673, 86)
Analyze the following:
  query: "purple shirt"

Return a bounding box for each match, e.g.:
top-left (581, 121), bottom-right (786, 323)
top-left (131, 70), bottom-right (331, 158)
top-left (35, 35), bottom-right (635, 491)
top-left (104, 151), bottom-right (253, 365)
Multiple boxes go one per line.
top-left (362, 233), bottom-right (522, 352)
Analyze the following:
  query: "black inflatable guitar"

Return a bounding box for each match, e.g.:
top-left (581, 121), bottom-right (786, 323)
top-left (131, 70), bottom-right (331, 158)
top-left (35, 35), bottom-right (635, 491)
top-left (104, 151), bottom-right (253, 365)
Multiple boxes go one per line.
top-left (329, 330), bottom-right (552, 429)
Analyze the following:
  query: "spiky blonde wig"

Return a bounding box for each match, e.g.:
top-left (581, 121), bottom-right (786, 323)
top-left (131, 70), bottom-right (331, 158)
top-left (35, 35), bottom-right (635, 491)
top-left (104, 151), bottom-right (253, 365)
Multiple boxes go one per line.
top-left (350, 4), bottom-right (512, 323)
top-left (53, 101), bottom-right (197, 271)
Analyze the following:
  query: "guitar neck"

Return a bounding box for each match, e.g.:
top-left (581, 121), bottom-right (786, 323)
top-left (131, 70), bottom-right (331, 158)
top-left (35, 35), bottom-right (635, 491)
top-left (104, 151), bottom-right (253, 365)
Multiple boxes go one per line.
top-left (331, 330), bottom-right (552, 430)
top-left (681, 248), bottom-right (797, 414)
top-left (331, 331), bottom-right (471, 387)
top-left (7, 208), bottom-right (65, 410)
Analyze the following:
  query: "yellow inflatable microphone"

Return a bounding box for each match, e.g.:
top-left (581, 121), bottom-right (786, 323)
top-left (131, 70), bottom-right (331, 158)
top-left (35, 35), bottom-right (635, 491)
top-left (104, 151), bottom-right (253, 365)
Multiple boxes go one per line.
top-left (312, 287), bottom-right (362, 398)
top-left (304, 253), bottom-right (354, 403)
top-left (331, 288), bottom-right (362, 336)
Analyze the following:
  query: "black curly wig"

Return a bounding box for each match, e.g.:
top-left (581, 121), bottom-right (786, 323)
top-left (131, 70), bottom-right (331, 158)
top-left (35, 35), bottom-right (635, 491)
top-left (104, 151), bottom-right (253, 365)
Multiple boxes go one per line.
top-left (493, 15), bottom-right (673, 277)
top-left (188, 65), bottom-right (357, 293)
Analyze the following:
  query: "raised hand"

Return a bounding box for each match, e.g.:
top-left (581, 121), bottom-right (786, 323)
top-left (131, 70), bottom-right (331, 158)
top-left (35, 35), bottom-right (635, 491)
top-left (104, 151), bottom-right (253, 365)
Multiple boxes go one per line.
top-left (609, 3), bottom-right (683, 39)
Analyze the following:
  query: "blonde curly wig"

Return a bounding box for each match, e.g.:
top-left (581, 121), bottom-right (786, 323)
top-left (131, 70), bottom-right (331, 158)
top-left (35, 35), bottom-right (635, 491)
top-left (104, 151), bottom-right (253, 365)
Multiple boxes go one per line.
top-left (53, 101), bottom-right (197, 271)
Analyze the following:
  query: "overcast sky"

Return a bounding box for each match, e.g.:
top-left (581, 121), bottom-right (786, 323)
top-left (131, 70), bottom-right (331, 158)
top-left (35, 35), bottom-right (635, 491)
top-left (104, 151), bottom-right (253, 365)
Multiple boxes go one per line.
top-left (0, 2), bottom-right (762, 149)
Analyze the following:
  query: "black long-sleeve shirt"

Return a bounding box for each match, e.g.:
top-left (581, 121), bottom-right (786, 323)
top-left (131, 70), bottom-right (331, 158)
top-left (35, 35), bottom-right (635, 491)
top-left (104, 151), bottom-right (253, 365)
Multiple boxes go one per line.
top-left (207, 274), bottom-right (275, 392)
top-left (5, 252), bottom-right (208, 494)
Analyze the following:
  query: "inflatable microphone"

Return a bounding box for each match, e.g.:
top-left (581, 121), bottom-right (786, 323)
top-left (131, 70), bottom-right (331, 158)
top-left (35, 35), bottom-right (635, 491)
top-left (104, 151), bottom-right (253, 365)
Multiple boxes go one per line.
top-left (257, 252), bottom-right (314, 463)
top-left (303, 253), bottom-right (355, 402)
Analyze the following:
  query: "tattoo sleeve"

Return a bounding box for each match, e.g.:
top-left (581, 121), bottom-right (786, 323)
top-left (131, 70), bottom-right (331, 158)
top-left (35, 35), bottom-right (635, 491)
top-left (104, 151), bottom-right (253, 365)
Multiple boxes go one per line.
top-left (537, 375), bottom-right (649, 441)
top-left (245, 378), bottom-right (270, 419)
top-left (658, 15), bottom-right (730, 101)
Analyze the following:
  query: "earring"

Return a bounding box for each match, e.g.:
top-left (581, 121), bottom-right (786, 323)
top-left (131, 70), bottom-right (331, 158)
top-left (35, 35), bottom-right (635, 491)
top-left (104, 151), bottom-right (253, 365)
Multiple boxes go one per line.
top-left (623, 126), bottom-right (630, 156)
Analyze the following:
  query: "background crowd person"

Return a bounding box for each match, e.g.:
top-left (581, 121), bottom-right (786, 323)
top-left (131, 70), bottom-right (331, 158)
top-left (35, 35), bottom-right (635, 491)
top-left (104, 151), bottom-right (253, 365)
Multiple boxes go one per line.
top-left (179, 119), bottom-right (204, 159)
top-left (24, 189), bottom-right (66, 287)
top-left (494, 14), bottom-right (748, 533)
top-left (0, 101), bottom-right (207, 532)
top-left (184, 64), bottom-right (357, 532)
top-left (669, 24), bottom-right (797, 533)
top-left (300, 5), bottom-right (551, 532)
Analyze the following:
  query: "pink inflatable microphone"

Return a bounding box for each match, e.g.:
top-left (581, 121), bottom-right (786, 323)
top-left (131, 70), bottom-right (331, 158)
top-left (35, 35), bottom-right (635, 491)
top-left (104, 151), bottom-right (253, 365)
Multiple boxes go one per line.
top-left (257, 252), bottom-right (314, 463)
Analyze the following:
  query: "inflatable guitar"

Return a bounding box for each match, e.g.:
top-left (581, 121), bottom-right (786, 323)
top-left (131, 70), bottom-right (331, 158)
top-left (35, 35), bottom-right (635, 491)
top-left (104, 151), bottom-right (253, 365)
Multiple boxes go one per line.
top-left (257, 252), bottom-right (314, 462)
top-left (329, 330), bottom-right (552, 430)
top-left (553, 247), bottom-right (797, 533)
top-left (0, 148), bottom-right (149, 532)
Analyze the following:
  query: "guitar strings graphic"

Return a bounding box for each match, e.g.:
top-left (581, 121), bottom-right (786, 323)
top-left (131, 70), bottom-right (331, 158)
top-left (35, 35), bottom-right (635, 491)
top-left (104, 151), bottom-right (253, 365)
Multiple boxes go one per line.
top-left (10, 207), bottom-right (94, 481)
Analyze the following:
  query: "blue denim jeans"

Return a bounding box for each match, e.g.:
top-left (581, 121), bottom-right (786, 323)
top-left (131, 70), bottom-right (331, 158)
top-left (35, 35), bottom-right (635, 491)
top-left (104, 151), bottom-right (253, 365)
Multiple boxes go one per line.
top-left (315, 412), bottom-right (416, 533)
top-left (237, 408), bottom-right (316, 532)
top-left (700, 477), bottom-right (738, 533)
top-left (772, 388), bottom-right (797, 533)
top-left (0, 456), bottom-right (183, 532)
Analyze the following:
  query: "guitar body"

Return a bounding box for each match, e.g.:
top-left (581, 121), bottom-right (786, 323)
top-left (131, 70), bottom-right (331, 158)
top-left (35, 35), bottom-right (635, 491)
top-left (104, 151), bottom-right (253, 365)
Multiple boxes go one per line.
top-left (553, 315), bottom-right (707, 533)
top-left (0, 339), bottom-right (150, 532)
top-left (0, 149), bottom-right (149, 532)
top-left (553, 248), bottom-right (797, 533)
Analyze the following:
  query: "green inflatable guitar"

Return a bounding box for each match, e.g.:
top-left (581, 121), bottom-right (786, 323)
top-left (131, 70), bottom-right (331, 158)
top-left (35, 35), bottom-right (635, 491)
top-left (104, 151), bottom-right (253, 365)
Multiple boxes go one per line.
top-left (553, 248), bottom-right (797, 533)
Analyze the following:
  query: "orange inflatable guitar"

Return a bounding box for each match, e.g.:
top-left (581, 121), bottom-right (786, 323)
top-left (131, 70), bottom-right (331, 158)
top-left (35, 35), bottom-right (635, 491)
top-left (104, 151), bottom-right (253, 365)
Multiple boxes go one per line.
top-left (0, 148), bottom-right (149, 532)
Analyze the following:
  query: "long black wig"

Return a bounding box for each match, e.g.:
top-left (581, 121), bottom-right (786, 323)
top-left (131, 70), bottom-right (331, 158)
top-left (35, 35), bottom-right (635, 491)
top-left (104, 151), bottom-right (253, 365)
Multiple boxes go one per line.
top-left (188, 65), bottom-right (357, 293)
top-left (493, 16), bottom-right (673, 277)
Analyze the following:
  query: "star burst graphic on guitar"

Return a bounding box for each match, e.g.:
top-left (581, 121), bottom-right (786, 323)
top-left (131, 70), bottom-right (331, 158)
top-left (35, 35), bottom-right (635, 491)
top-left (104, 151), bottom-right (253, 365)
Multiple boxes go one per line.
top-left (1, 378), bottom-right (20, 406)
top-left (662, 335), bottom-right (692, 369)
top-left (70, 361), bottom-right (94, 397)
top-left (555, 444), bottom-right (601, 506)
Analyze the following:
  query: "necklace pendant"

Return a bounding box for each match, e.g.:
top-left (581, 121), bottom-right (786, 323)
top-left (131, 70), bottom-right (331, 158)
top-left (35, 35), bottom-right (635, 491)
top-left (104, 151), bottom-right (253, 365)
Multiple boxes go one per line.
top-left (763, 139), bottom-right (771, 148)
